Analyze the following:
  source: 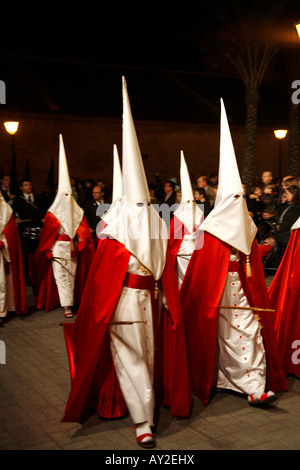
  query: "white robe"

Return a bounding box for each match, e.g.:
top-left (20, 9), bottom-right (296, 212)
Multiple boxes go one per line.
top-left (213, 251), bottom-right (267, 396)
top-left (0, 235), bottom-right (15, 317)
top-left (176, 232), bottom-right (196, 289)
top-left (52, 226), bottom-right (77, 307)
top-left (109, 255), bottom-right (156, 426)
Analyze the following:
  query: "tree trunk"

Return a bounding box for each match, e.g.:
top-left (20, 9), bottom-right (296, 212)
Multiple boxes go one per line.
top-left (242, 87), bottom-right (259, 191)
top-left (288, 100), bottom-right (300, 177)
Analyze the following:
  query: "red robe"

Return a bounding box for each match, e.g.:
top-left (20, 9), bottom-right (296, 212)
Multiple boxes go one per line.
top-left (32, 212), bottom-right (95, 312)
top-left (268, 228), bottom-right (300, 378)
top-left (3, 216), bottom-right (27, 314)
top-left (62, 236), bottom-right (191, 423)
top-left (180, 232), bottom-right (287, 407)
top-left (168, 215), bottom-right (189, 270)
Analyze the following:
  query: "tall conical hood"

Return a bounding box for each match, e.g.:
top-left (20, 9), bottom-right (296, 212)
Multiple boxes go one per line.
top-left (100, 77), bottom-right (168, 280)
top-left (122, 76), bottom-right (150, 205)
top-left (0, 189), bottom-right (13, 234)
top-left (174, 151), bottom-right (203, 234)
top-left (57, 134), bottom-right (72, 194)
top-left (112, 144), bottom-right (122, 204)
top-left (48, 134), bottom-right (83, 239)
top-left (202, 99), bottom-right (257, 255)
top-left (100, 145), bottom-right (122, 226)
top-left (180, 150), bottom-right (194, 203)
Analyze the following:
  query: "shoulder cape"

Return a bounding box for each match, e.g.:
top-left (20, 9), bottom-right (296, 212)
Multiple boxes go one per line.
top-left (62, 236), bottom-right (191, 423)
top-left (268, 229), bottom-right (300, 377)
top-left (180, 232), bottom-right (287, 406)
top-left (32, 212), bottom-right (95, 311)
top-left (3, 216), bottom-right (27, 314)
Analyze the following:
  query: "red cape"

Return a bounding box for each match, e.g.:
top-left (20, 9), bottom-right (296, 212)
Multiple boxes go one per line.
top-left (180, 232), bottom-right (287, 407)
top-left (32, 212), bottom-right (95, 312)
top-left (268, 228), bottom-right (300, 377)
top-left (62, 236), bottom-right (191, 423)
top-left (3, 216), bottom-right (27, 314)
top-left (168, 215), bottom-right (189, 269)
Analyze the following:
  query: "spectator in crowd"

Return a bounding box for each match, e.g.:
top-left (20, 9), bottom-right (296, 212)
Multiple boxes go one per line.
top-left (275, 185), bottom-right (300, 261)
top-left (196, 175), bottom-right (216, 206)
top-left (194, 188), bottom-right (212, 218)
top-left (71, 177), bottom-right (79, 202)
top-left (162, 180), bottom-right (177, 207)
top-left (0, 175), bottom-right (15, 203)
top-left (84, 185), bottom-right (106, 241)
top-left (77, 178), bottom-right (94, 207)
top-left (247, 184), bottom-right (263, 225)
top-left (11, 178), bottom-right (43, 284)
top-left (261, 170), bottom-right (273, 187)
top-left (261, 183), bottom-right (278, 215)
top-left (208, 173), bottom-right (218, 187)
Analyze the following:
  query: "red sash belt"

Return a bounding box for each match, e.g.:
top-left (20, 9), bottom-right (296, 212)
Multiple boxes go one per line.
top-left (228, 261), bottom-right (240, 272)
top-left (122, 272), bottom-right (155, 291)
top-left (57, 234), bottom-right (71, 241)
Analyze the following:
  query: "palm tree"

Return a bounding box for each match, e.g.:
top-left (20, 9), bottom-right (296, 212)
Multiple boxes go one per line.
top-left (198, 0), bottom-right (297, 189)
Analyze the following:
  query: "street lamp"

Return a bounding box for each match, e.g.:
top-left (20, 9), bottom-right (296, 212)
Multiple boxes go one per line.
top-left (295, 22), bottom-right (300, 40)
top-left (274, 129), bottom-right (288, 181)
top-left (4, 121), bottom-right (19, 194)
top-left (4, 121), bottom-right (19, 135)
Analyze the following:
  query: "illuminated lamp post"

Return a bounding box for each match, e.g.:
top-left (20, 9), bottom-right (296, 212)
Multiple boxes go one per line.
top-left (274, 129), bottom-right (287, 181)
top-left (4, 121), bottom-right (19, 194)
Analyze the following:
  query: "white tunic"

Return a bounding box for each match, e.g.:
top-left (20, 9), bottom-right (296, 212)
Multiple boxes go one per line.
top-left (176, 232), bottom-right (196, 289)
top-left (109, 255), bottom-right (156, 426)
top-left (52, 226), bottom-right (77, 307)
top-left (213, 251), bottom-right (267, 396)
top-left (0, 235), bottom-right (15, 317)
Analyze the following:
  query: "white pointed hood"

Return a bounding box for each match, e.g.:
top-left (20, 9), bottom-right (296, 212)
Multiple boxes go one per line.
top-left (112, 144), bottom-right (122, 204)
top-left (48, 134), bottom-right (83, 239)
top-left (291, 215), bottom-right (300, 231)
top-left (201, 99), bottom-right (257, 255)
top-left (0, 189), bottom-right (13, 234)
top-left (101, 144), bottom-right (122, 226)
top-left (101, 77), bottom-right (168, 280)
top-left (174, 151), bottom-right (203, 234)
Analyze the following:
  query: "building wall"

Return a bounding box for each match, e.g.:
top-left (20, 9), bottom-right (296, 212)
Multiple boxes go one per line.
top-left (0, 112), bottom-right (291, 194)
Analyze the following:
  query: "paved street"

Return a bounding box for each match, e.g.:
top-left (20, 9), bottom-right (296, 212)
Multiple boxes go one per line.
top-left (0, 279), bottom-right (300, 452)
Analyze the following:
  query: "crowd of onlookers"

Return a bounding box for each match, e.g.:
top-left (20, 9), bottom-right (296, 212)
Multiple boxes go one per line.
top-left (1, 169), bottom-right (299, 284)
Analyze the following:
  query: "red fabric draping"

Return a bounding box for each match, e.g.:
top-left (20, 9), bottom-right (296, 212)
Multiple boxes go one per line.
top-left (269, 229), bottom-right (300, 377)
top-left (62, 237), bottom-right (191, 423)
top-left (3, 216), bottom-right (27, 314)
top-left (180, 232), bottom-right (287, 407)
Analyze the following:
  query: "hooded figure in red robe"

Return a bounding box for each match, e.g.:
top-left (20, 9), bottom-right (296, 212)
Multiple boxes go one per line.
top-left (168, 151), bottom-right (203, 289)
top-left (62, 77), bottom-right (191, 449)
top-left (181, 99), bottom-right (287, 408)
top-left (268, 216), bottom-right (300, 378)
top-left (0, 189), bottom-right (27, 324)
top-left (32, 135), bottom-right (95, 317)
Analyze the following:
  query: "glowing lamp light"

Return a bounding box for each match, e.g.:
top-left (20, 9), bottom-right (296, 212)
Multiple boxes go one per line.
top-left (274, 129), bottom-right (288, 140)
top-left (4, 121), bottom-right (19, 135)
top-left (295, 22), bottom-right (300, 39)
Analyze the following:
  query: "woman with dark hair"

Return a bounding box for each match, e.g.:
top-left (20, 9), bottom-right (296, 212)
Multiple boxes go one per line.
top-left (193, 188), bottom-right (212, 217)
top-left (276, 185), bottom-right (300, 261)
